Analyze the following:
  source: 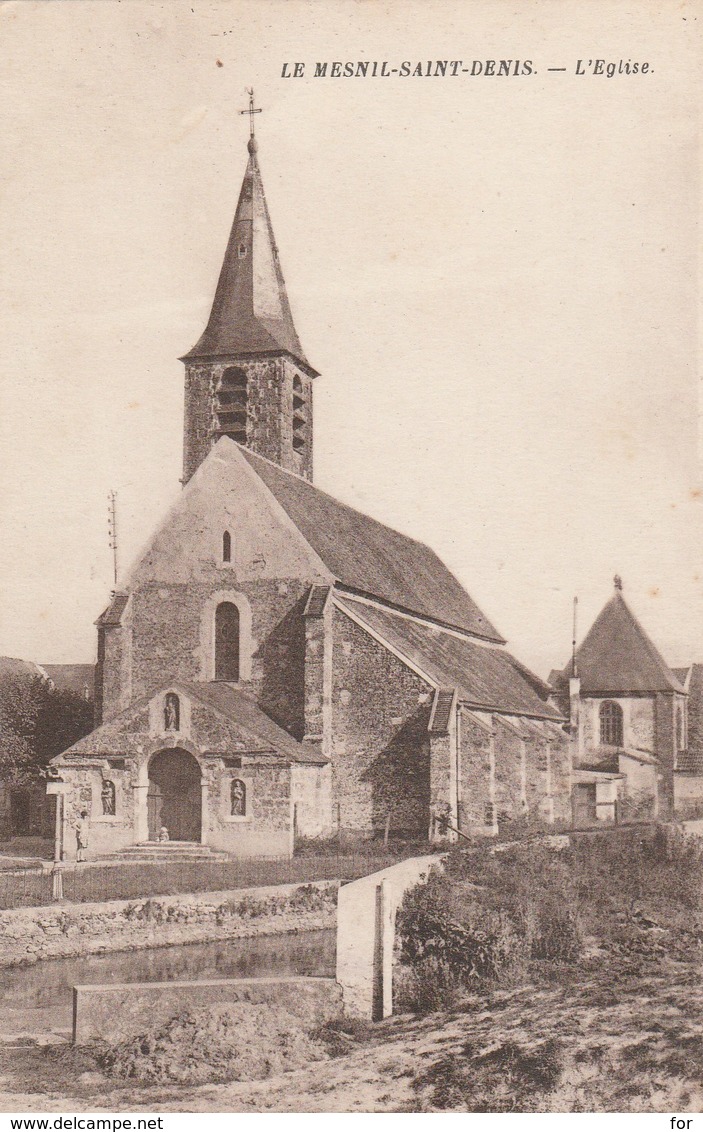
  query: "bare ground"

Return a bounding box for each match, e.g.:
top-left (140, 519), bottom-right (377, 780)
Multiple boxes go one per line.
top-left (1, 956), bottom-right (701, 1113)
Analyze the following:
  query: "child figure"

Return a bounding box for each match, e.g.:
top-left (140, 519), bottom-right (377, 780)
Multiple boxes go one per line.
top-left (158, 826), bottom-right (169, 843)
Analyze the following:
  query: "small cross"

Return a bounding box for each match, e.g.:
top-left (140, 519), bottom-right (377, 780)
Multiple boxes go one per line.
top-left (239, 87), bottom-right (262, 138)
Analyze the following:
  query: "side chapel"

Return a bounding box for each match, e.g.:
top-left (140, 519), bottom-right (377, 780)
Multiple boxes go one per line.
top-left (49, 106), bottom-right (570, 859)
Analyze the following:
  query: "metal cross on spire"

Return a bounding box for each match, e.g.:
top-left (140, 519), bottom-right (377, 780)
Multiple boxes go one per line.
top-left (239, 88), bottom-right (262, 139)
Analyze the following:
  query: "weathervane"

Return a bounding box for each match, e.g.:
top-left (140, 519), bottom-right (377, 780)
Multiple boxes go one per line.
top-left (239, 87), bottom-right (262, 140)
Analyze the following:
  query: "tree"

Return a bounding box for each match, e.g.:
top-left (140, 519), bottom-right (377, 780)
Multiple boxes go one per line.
top-left (0, 673), bottom-right (93, 787)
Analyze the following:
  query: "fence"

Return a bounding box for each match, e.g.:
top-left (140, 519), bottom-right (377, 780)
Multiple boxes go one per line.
top-left (0, 850), bottom-right (419, 911)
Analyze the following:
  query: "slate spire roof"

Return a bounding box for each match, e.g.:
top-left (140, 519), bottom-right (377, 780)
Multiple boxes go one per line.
top-left (183, 135), bottom-right (316, 375)
top-left (569, 579), bottom-right (684, 695)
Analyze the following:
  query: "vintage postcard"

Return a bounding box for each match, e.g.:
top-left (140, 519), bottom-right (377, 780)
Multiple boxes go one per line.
top-left (0, 0), bottom-right (701, 1117)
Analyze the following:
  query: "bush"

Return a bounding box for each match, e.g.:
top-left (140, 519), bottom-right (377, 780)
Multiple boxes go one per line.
top-left (100, 1002), bottom-right (327, 1085)
top-left (396, 826), bottom-right (703, 1016)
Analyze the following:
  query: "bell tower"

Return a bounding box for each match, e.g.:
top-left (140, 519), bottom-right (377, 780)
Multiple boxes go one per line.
top-left (181, 92), bottom-right (318, 484)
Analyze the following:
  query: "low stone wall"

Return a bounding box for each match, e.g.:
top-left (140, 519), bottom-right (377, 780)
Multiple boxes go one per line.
top-left (336, 854), bottom-right (441, 1020)
top-left (73, 975), bottom-right (342, 1043)
top-left (0, 880), bottom-right (338, 968)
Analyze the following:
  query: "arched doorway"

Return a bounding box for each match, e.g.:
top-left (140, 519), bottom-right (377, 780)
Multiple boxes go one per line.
top-left (147, 748), bottom-right (202, 842)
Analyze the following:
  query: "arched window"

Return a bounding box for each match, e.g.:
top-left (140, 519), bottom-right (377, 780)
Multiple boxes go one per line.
top-left (292, 374), bottom-right (306, 454)
top-left (215, 602), bottom-right (240, 681)
top-left (164, 693), bottom-right (180, 731)
top-left (101, 780), bottom-right (116, 816)
top-left (217, 367), bottom-right (247, 444)
top-left (231, 778), bottom-right (246, 817)
top-left (599, 701), bottom-right (623, 747)
top-left (222, 530), bottom-right (232, 564)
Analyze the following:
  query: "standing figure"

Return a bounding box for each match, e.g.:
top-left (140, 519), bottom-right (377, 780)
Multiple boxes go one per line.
top-left (75, 810), bottom-right (90, 862)
top-left (101, 779), bottom-right (116, 816)
top-left (231, 779), bottom-right (246, 817)
top-left (164, 693), bottom-right (179, 731)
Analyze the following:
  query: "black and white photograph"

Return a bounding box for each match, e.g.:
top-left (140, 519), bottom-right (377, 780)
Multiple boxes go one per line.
top-left (0, 0), bottom-right (701, 1117)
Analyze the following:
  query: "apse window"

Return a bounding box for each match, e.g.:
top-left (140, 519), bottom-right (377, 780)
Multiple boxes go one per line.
top-left (599, 700), bottom-right (623, 747)
top-left (215, 601), bottom-right (240, 681)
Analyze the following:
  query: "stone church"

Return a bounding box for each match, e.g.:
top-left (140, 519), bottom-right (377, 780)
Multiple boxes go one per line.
top-left (551, 577), bottom-right (702, 824)
top-left (49, 122), bottom-right (570, 859)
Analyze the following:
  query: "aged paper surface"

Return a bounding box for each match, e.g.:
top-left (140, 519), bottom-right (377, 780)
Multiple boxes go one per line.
top-left (0, 0), bottom-right (701, 1117)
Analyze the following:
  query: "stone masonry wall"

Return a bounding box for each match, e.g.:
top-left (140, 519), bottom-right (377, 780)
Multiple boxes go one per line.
top-left (127, 578), bottom-right (309, 736)
top-left (655, 692), bottom-right (676, 818)
top-left (0, 880), bottom-right (338, 968)
top-left (182, 357), bottom-right (313, 484)
top-left (291, 763), bottom-right (332, 839)
top-left (331, 608), bottom-right (433, 837)
top-left (458, 709), bottom-right (493, 831)
top-left (493, 719), bottom-right (522, 822)
top-left (581, 695), bottom-right (655, 755)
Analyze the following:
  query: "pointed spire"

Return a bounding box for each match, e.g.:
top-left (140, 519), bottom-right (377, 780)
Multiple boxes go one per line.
top-left (570, 581), bottom-right (684, 694)
top-left (183, 100), bottom-right (316, 374)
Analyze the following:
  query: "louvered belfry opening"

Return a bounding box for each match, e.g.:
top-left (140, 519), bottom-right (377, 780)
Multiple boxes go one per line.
top-left (217, 367), bottom-right (248, 444)
top-left (292, 374), bottom-right (306, 453)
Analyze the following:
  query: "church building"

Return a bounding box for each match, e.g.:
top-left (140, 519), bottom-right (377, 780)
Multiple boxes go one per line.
top-left (551, 577), bottom-right (694, 823)
top-left (49, 111), bottom-right (570, 860)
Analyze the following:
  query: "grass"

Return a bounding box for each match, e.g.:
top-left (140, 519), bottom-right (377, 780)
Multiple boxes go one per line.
top-left (0, 849), bottom-right (406, 909)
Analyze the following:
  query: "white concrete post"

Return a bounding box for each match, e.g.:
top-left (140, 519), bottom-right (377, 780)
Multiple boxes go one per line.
top-left (336, 855), bottom-right (441, 1020)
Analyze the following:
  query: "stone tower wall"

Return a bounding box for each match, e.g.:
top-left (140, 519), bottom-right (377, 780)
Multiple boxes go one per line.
top-left (182, 356), bottom-right (313, 483)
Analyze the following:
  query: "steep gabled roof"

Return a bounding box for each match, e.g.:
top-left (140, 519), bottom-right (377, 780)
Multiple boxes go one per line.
top-left (183, 139), bottom-right (316, 375)
top-left (336, 597), bottom-right (563, 721)
top-left (177, 682), bottom-right (326, 764)
top-left (241, 445), bottom-right (504, 643)
top-left (59, 681), bottom-right (325, 765)
top-left (570, 587), bottom-right (684, 695)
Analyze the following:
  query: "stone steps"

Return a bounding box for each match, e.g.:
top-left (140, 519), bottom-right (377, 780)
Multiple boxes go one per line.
top-left (96, 842), bottom-right (231, 863)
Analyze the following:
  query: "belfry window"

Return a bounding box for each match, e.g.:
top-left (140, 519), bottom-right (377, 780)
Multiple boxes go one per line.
top-left (222, 530), bottom-right (232, 564)
top-left (292, 375), bottom-right (306, 454)
top-left (217, 368), bottom-right (247, 444)
top-left (599, 701), bottom-right (623, 747)
top-left (215, 602), bottom-right (240, 681)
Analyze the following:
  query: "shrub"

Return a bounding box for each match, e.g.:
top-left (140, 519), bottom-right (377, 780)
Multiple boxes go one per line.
top-left (100, 1002), bottom-right (327, 1085)
top-left (412, 1037), bottom-right (564, 1111)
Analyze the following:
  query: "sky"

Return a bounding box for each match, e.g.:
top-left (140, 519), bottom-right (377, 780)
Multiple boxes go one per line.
top-left (0, 0), bottom-right (701, 678)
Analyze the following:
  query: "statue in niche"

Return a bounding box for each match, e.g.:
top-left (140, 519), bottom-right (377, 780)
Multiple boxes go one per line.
top-left (164, 693), bottom-right (180, 731)
top-left (231, 778), bottom-right (246, 817)
top-left (101, 780), bottom-right (116, 816)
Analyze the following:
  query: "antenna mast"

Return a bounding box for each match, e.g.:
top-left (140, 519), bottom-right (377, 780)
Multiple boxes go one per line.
top-left (107, 490), bottom-right (119, 590)
top-left (571, 596), bottom-right (578, 678)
